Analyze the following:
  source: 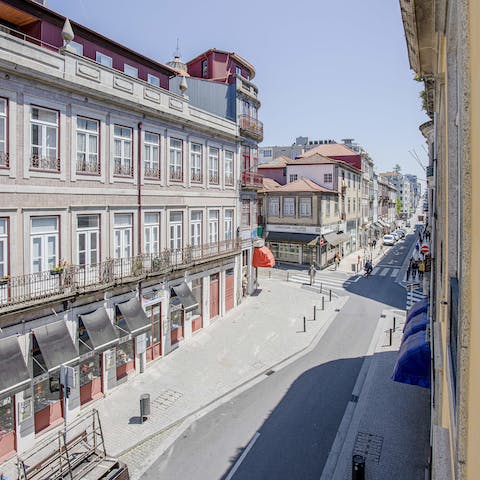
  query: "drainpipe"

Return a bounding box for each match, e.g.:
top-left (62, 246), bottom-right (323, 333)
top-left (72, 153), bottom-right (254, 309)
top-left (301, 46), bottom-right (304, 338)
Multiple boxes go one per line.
top-left (137, 122), bottom-right (143, 254)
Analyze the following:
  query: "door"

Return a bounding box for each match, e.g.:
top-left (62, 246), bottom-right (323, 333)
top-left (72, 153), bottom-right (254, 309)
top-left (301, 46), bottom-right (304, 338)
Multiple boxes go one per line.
top-left (79, 355), bottom-right (103, 406)
top-left (33, 374), bottom-right (63, 434)
top-left (146, 304), bottom-right (162, 362)
top-left (0, 396), bottom-right (15, 461)
top-left (225, 269), bottom-right (235, 311)
top-left (210, 273), bottom-right (219, 319)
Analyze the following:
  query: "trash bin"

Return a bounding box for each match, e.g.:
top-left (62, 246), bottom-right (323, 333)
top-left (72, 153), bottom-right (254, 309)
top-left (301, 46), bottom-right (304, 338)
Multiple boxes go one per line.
top-left (352, 454), bottom-right (365, 480)
top-left (140, 393), bottom-right (150, 422)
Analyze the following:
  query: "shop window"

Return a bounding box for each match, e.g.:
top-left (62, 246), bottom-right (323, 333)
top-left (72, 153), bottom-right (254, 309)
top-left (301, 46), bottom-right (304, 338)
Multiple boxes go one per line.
top-left (0, 396), bottom-right (14, 436)
top-left (33, 373), bottom-right (61, 416)
top-left (191, 278), bottom-right (203, 317)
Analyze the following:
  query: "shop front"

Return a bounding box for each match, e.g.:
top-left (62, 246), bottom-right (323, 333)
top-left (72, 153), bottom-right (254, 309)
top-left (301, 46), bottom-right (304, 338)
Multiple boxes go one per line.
top-left (0, 336), bottom-right (31, 459)
top-left (210, 274), bottom-right (220, 319)
top-left (266, 232), bottom-right (319, 265)
top-left (115, 298), bottom-right (151, 380)
top-left (141, 290), bottom-right (164, 362)
top-left (191, 278), bottom-right (203, 332)
top-left (32, 320), bottom-right (79, 434)
top-left (78, 307), bottom-right (119, 406)
top-left (170, 282), bottom-right (199, 344)
top-left (323, 231), bottom-right (350, 265)
top-left (224, 269), bottom-right (235, 312)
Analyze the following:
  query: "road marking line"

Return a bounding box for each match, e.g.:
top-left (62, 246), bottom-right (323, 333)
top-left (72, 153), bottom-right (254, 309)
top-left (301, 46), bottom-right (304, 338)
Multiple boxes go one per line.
top-left (390, 268), bottom-right (399, 277)
top-left (225, 432), bottom-right (261, 480)
top-left (372, 267), bottom-right (380, 275)
top-left (380, 268), bottom-right (389, 276)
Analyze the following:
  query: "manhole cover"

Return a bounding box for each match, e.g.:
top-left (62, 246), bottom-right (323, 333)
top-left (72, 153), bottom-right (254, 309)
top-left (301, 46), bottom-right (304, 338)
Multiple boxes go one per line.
top-left (353, 432), bottom-right (384, 463)
top-left (151, 389), bottom-right (183, 411)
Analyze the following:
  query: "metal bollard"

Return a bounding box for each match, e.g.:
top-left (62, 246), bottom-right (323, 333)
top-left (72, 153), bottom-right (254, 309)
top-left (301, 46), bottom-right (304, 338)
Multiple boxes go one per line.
top-left (352, 454), bottom-right (365, 480)
top-left (320, 282), bottom-right (323, 293)
top-left (329, 289), bottom-right (332, 302)
top-left (389, 328), bottom-right (393, 346)
top-left (140, 393), bottom-right (151, 423)
top-left (303, 316), bottom-right (306, 332)
top-left (393, 316), bottom-right (396, 331)
top-left (322, 296), bottom-right (325, 311)
top-left (313, 306), bottom-right (316, 321)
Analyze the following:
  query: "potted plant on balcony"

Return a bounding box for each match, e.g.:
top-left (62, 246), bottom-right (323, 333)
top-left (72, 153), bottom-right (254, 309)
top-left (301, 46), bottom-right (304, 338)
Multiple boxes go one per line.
top-left (132, 258), bottom-right (144, 276)
top-left (50, 260), bottom-right (67, 276)
top-left (0, 274), bottom-right (9, 286)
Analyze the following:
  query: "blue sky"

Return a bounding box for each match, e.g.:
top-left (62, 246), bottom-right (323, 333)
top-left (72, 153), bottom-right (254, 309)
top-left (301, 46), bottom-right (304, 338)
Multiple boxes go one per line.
top-left (48, 0), bottom-right (428, 181)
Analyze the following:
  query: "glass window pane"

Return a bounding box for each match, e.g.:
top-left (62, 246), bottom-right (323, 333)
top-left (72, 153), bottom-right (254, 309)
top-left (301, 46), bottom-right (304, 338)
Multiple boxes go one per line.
top-left (145, 213), bottom-right (159, 224)
top-left (32, 217), bottom-right (57, 233)
top-left (114, 214), bottom-right (132, 226)
top-left (78, 215), bottom-right (99, 229)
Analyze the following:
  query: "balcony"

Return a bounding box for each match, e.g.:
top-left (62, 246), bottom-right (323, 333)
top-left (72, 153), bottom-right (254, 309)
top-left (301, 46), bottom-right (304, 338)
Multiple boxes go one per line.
top-left (239, 115), bottom-right (264, 142)
top-left (169, 166), bottom-right (183, 182)
top-left (224, 174), bottom-right (234, 186)
top-left (77, 159), bottom-right (101, 175)
top-left (191, 170), bottom-right (203, 183)
top-left (241, 171), bottom-right (263, 189)
top-left (144, 165), bottom-right (161, 179)
top-left (0, 152), bottom-right (9, 168)
top-left (30, 156), bottom-right (61, 172)
top-left (0, 239), bottom-right (240, 312)
top-left (208, 172), bottom-right (219, 185)
top-left (113, 162), bottom-right (133, 177)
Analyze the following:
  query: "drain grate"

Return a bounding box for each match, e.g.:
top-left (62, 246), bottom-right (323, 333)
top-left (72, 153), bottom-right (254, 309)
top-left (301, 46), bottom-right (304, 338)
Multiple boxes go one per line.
top-left (151, 389), bottom-right (183, 411)
top-left (351, 394), bottom-right (359, 403)
top-left (353, 432), bottom-right (384, 463)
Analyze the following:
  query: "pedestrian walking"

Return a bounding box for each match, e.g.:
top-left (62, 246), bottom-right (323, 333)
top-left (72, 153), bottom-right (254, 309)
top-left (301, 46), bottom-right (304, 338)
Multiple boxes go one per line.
top-left (415, 242), bottom-right (420, 253)
top-left (406, 263), bottom-right (412, 281)
top-left (418, 259), bottom-right (425, 280)
top-left (334, 252), bottom-right (340, 270)
top-left (372, 239), bottom-right (377, 249)
top-left (309, 264), bottom-right (316, 286)
top-left (412, 259), bottom-right (419, 280)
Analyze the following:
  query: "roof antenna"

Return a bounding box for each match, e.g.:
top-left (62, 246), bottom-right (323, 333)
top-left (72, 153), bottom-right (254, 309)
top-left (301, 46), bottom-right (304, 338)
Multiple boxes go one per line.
top-left (173, 38), bottom-right (181, 59)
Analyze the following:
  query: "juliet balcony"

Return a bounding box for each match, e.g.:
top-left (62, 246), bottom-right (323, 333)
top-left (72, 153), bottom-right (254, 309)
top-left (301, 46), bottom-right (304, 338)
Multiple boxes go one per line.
top-left (239, 115), bottom-right (264, 143)
top-left (0, 239), bottom-right (240, 313)
top-left (241, 171), bottom-right (263, 189)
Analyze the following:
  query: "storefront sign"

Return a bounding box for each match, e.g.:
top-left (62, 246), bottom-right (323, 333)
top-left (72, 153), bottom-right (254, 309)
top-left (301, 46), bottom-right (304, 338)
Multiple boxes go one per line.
top-left (267, 224), bottom-right (345, 235)
top-left (19, 398), bottom-right (32, 422)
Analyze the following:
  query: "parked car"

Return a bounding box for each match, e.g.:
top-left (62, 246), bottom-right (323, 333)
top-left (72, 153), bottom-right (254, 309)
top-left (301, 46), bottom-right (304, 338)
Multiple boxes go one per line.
top-left (383, 234), bottom-right (395, 246)
top-left (406, 221), bottom-right (411, 227)
top-left (395, 229), bottom-right (406, 238)
top-left (391, 232), bottom-right (400, 241)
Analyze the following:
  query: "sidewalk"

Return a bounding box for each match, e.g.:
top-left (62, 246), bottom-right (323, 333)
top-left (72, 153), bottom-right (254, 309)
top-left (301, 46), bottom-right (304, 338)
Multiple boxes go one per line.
top-left (1, 279), bottom-right (347, 480)
top-left (334, 245), bottom-right (390, 275)
top-left (322, 309), bottom-right (431, 480)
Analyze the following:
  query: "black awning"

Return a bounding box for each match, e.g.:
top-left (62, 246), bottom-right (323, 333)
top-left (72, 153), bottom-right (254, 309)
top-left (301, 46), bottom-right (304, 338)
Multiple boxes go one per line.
top-left (266, 232), bottom-right (319, 244)
top-left (0, 336), bottom-right (31, 398)
top-left (323, 232), bottom-right (350, 246)
top-left (79, 308), bottom-right (119, 352)
top-left (117, 298), bottom-right (150, 336)
top-left (172, 282), bottom-right (199, 313)
top-left (33, 320), bottom-right (79, 373)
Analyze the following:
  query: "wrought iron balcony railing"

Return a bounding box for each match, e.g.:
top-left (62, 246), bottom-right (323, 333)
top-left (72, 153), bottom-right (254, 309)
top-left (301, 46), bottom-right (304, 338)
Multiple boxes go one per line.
top-left (209, 172), bottom-right (219, 184)
top-left (144, 165), bottom-right (161, 179)
top-left (30, 156), bottom-right (61, 172)
top-left (241, 171), bottom-right (263, 188)
top-left (0, 152), bottom-right (9, 168)
top-left (113, 162), bottom-right (133, 177)
top-left (191, 170), bottom-right (203, 183)
top-left (169, 166), bottom-right (183, 182)
top-left (0, 239), bottom-right (240, 311)
top-left (238, 115), bottom-right (264, 142)
top-left (224, 174), bottom-right (234, 186)
top-left (77, 159), bottom-right (101, 175)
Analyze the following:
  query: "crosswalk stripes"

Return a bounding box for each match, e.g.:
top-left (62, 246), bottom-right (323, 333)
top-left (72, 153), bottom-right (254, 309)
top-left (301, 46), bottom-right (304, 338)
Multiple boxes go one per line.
top-left (406, 289), bottom-right (428, 310)
top-left (288, 272), bottom-right (355, 292)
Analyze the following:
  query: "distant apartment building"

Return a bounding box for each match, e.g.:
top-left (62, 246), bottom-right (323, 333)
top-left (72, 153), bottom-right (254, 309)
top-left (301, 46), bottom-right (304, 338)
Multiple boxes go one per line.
top-left (380, 171), bottom-right (420, 218)
top-left (0, 0), bottom-right (253, 459)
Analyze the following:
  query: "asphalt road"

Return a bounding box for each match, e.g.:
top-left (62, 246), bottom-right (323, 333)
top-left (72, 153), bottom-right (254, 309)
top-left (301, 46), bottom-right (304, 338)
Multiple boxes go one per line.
top-left (141, 234), bottom-right (416, 480)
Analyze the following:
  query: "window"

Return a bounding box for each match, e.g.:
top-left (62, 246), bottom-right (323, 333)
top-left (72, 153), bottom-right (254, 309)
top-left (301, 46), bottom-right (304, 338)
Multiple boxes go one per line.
top-left (241, 199), bottom-right (250, 226)
top-left (334, 197), bottom-right (339, 215)
top-left (0, 219), bottom-right (8, 278)
top-left (326, 198), bottom-right (331, 217)
top-left (147, 74), bottom-right (160, 87)
top-left (30, 106), bottom-right (59, 171)
top-left (144, 132), bottom-right (160, 179)
top-left (268, 197), bottom-right (280, 216)
top-left (144, 213), bottom-right (160, 255)
top-left (347, 198), bottom-right (351, 214)
top-left (113, 126), bottom-right (133, 176)
top-left (224, 210), bottom-right (234, 240)
top-left (190, 143), bottom-right (202, 182)
top-left (299, 197), bottom-right (312, 217)
top-left (242, 145), bottom-right (251, 171)
top-left (124, 64), bottom-right (138, 77)
top-left (76, 117), bottom-right (99, 174)
top-left (77, 215), bottom-right (99, 266)
top-left (353, 198), bottom-right (356, 212)
top-left (289, 174), bottom-right (298, 182)
top-left (190, 211), bottom-right (202, 246)
top-left (224, 151), bottom-right (234, 185)
top-left (191, 278), bottom-right (203, 317)
top-left (283, 198), bottom-right (295, 216)
top-left (235, 66), bottom-right (242, 76)
top-left (262, 149), bottom-right (272, 158)
top-left (113, 214), bottom-right (132, 259)
top-left (69, 41), bottom-right (83, 55)
top-left (96, 52), bottom-right (112, 68)
top-left (169, 138), bottom-right (183, 181)
top-left (348, 172), bottom-right (351, 187)
top-left (201, 59), bottom-right (208, 78)
top-left (208, 210), bottom-right (219, 243)
top-left (169, 212), bottom-right (183, 250)
top-left (208, 147), bottom-right (219, 184)
top-left (324, 173), bottom-right (333, 183)
top-left (31, 217), bottom-right (58, 273)
top-left (0, 98), bottom-right (7, 167)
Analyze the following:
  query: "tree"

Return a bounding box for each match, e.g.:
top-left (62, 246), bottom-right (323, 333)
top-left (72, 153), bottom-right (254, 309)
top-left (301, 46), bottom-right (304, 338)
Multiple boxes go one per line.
top-left (393, 164), bottom-right (402, 173)
top-left (396, 198), bottom-right (403, 214)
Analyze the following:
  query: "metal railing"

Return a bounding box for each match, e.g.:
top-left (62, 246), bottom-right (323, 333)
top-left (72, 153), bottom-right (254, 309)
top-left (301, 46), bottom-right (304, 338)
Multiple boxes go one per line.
top-left (30, 156), bottom-right (61, 172)
top-left (0, 152), bottom-right (9, 168)
top-left (0, 22), bottom-right (59, 53)
top-left (0, 239), bottom-right (240, 310)
top-left (238, 115), bottom-right (264, 142)
top-left (190, 170), bottom-right (203, 183)
top-left (144, 165), bottom-right (160, 179)
top-left (208, 172), bottom-right (219, 184)
top-left (76, 159), bottom-right (101, 175)
top-left (169, 166), bottom-right (183, 181)
top-left (241, 171), bottom-right (263, 188)
top-left (224, 173), bottom-right (234, 186)
top-left (113, 162), bottom-right (133, 177)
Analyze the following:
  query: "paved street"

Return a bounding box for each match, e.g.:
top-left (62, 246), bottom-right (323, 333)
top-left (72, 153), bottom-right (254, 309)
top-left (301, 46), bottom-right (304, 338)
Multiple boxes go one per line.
top-left (140, 234), bottom-right (421, 480)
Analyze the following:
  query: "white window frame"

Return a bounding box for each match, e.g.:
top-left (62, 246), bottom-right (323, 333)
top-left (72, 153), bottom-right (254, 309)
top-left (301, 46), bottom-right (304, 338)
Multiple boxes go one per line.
top-left (224, 151), bottom-right (234, 185)
top-left (124, 64), bottom-right (138, 77)
top-left (289, 174), bottom-right (298, 182)
top-left (76, 117), bottom-right (99, 175)
top-left (69, 40), bottom-right (83, 55)
top-left (144, 213), bottom-right (160, 255)
top-left (30, 106), bottom-right (59, 171)
top-left (147, 74), bottom-right (160, 87)
top-left (77, 215), bottom-right (100, 266)
top-left (169, 212), bottom-right (183, 250)
top-left (0, 218), bottom-right (8, 278)
top-left (208, 147), bottom-right (219, 184)
top-left (96, 52), bottom-right (112, 68)
top-left (144, 132), bottom-right (160, 179)
top-left (190, 143), bottom-right (202, 182)
top-left (208, 210), bottom-right (219, 243)
top-left (190, 211), bottom-right (202, 246)
top-left (299, 197), bottom-right (312, 217)
top-left (31, 216), bottom-right (59, 273)
top-left (324, 173), bottom-right (333, 183)
top-left (224, 210), bottom-right (234, 241)
top-left (113, 214), bottom-right (132, 259)
top-left (268, 197), bottom-right (280, 216)
top-left (283, 197), bottom-right (295, 217)
top-left (169, 138), bottom-right (183, 181)
top-left (0, 98), bottom-right (6, 167)
top-left (113, 125), bottom-right (133, 177)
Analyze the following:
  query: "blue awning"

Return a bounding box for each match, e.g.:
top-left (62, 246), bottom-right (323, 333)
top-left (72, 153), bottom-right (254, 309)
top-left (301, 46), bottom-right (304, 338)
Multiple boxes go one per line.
top-left (403, 311), bottom-right (429, 341)
top-left (392, 330), bottom-right (431, 388)
top-left (407, 298), bottom-right (429, 322)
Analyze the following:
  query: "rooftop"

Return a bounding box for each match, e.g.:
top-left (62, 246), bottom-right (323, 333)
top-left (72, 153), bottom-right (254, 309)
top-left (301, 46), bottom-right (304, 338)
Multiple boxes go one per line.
top-left (258, 156), bottom-right (289, 169)
top-left (263, 178), bottom-right (336, 194)
top-left (298, 143), bottom-right (360, 158)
